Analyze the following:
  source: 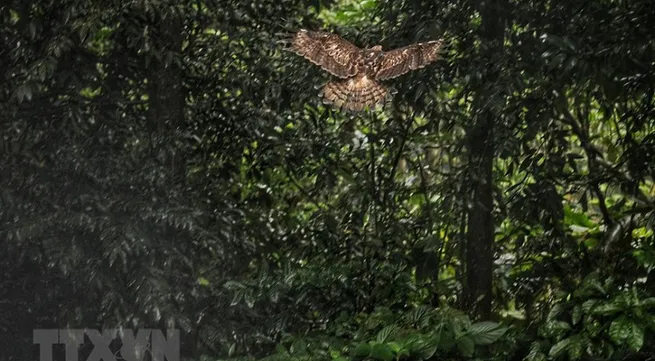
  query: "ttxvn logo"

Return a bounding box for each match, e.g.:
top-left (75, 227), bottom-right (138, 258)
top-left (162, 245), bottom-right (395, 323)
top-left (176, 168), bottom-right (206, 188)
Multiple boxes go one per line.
top-left (34, 329), bottom-right (179, 361)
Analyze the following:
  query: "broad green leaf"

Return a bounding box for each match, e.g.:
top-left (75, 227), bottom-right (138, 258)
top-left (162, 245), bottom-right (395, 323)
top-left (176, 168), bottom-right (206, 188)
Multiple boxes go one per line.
top-left (370, 343), bottom-right (394, 361)
top-left (609, 317), bottom-right (630, 344)
top-left (591, 302), bottom-right (622, 316)
top-left (547, 304), bottom-right (565, 321)
top-left (565, 206), bottom-right (594, 227)
top-left (386, 342), bottom-right (402, 353)
top-left (525, 351), bottom-right (547, 361)
top-left (396, 348), bottom-right (411, 359)
top-left (609, 317), bottom-right (644, 351)
top-left (639, 297), bottom-right (655, 308)
top-left (567, 335), bottom-right (584, 360)
top-left (401, 334), bottom-right (421, 351)
top-left (376, 325), bottom-right (397, 343)
top-left (353, 343), bottom-right (371, 358)
top-left (417, 343), bottom-right (437, 360)
top-left (290, 339), bottom-right (307, 354)
top-left (543, 320), bottom-right (572, 337)
top-left (468, 321), bottom-right (502, 333)
top-left (275, 344), bottom-right (287, 354)
top-left (468, 322), bottom-right (507, 345)
top-left (456, 336), bottom-right (474, 357)
top-left (581, 300), bottom-right (598, 314)
top-left (406, 306), bottom-right (430, 326)
top-left (579, 273), bottom-right (607, 295)
top-left (627, 324), bottom-right (644, 352)
top-left (549, 338), bottom-right (571, 358)
top-left (413, 337), bottom-right (437, 360)
top-left (435, 330), bottom-right (455, 349)
top-left (525, 341), bottom-right (547, 361)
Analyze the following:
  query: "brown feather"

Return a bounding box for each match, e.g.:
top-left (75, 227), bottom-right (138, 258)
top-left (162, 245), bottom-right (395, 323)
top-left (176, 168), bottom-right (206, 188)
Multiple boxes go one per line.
top-left (285, 29), bottom-right (362, 79)
top-left (375, 39), bottom-right (445, 80)
top-left (281, 29), bottom-right (445, 112)
top-left (319, 74), bottom-right (391, 112)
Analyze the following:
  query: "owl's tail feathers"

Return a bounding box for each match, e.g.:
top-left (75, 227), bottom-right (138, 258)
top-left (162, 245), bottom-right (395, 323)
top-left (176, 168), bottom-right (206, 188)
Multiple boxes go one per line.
top-left (319, 76), bottom-right (392, 112)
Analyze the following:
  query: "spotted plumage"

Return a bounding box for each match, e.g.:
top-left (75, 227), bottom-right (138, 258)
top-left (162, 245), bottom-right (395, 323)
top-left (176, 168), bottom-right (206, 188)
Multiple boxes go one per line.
top-left (279, 29), bottom-right (445, 112)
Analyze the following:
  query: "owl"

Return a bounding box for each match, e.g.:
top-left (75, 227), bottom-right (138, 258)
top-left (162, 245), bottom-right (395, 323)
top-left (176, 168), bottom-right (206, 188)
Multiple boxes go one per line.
top-left (280, 29), bottom-right (445, 112)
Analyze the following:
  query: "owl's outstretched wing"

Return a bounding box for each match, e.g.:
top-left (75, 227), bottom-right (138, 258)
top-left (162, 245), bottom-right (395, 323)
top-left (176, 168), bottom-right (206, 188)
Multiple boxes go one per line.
top-left (375, 39), bottom-right (445, 80)
top-left (280, 29), bottom-right (363, 79)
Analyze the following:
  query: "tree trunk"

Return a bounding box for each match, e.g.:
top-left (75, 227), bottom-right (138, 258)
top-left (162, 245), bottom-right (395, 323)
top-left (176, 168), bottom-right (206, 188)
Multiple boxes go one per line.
top-left (147, 10), bottom-right (197, 358)
top-left (147, 10), bottom-right (186, 178)
top-left (464, 0), bottom-right (506, 319)
top-left (148, 12), bottom-right (184, 131)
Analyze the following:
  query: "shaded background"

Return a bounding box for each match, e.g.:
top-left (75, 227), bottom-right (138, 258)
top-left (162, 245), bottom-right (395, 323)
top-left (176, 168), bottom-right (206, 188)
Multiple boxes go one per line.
top-left (1, 0), bottom-right (655, 360)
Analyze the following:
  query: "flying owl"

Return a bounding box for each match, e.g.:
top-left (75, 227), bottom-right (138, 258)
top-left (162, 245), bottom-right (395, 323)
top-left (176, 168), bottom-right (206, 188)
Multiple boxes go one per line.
top-left (280, 29), bottom-right (445, 112)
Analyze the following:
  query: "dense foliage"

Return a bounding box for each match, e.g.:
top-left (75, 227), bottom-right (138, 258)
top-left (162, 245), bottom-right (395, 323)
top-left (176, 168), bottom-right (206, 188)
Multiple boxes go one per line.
top-left (1, 0), bottom-right (654, 360)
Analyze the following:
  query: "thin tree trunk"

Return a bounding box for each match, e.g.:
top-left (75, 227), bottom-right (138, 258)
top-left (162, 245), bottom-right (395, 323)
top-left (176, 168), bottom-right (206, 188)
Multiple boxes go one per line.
top-left (148, 10), bottom-right (184, 130)
top-left (464, 0), bottom-right (506, 319)
top-left (147, 9), bottom-right (196, 357)
top-left (147, 10), bottom-right (186, 176)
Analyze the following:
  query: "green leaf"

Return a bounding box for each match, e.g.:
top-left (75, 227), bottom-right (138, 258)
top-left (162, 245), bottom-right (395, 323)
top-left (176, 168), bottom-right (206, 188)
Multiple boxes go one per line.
top-left (275, 343), bottom-right (287, 354)
top-left (579, 272), bottom-right (607, 296)
top-left (414, 338), bottom-right (437, 360)
top-left (627, 325), bottom-right (644, 352)
top-left (401, 334), bottom-right (421, 351)
top-left (609, 317), bottom-right (629, 344)
top-left (468, 322), bottom-right (507, 345)
top-left (396, 348), bottom-right (411, 359)
top-left (417, 345), bottom-right (438, 360)
top-left (567, 335), bottom-right (584, 360)
top-left (547, 304), bottom-right (565, 321)
top-left (591, 302), bottom-right (622, 316)
top-left (370, 343), bottom-right (394, 361)
top-left (581, 300), bottom-right (598, 314)
top-left (456, 336), bottom-right (474, 357)
top-left (435, 330), bottom-right (455, 349)
top-left (549, 338), bottom-right (571, 358)
top-left (526, 341), bottom-right (547, 361)
top-left (376, 325), bottom-right (397, 343)
top-left (545, 320), bottom-right (572, 335)
top-left (609, 317), bottom-right (644, 351)
top-left (290, 339), bottom-right (307, 354)
top-left (468, 321), bottom-right (501, 333)
top-left (353, 343), bottom-right (371, 358)
top-left (387, 342), bottom-right (402, 353)
top-left (565, 206), bottom-right (594, 227)
top-left (639, 297), bottom-right (655, 308)
top-left (406, 306), bottom-right (431, 326)
top-left (525, 351), bottom-right (547, 361)
top-left (571, 305), bottom-right (582, 325)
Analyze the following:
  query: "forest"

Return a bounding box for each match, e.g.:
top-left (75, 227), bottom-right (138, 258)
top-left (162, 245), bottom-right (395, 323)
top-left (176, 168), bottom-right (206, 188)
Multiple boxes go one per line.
top-left (1, 0), bottom-right (655, 360)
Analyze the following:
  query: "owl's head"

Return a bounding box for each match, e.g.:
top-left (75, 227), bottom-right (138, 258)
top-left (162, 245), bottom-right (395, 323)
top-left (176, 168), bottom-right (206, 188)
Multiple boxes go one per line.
top-left (363, 45), bottom-right (384, 59)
